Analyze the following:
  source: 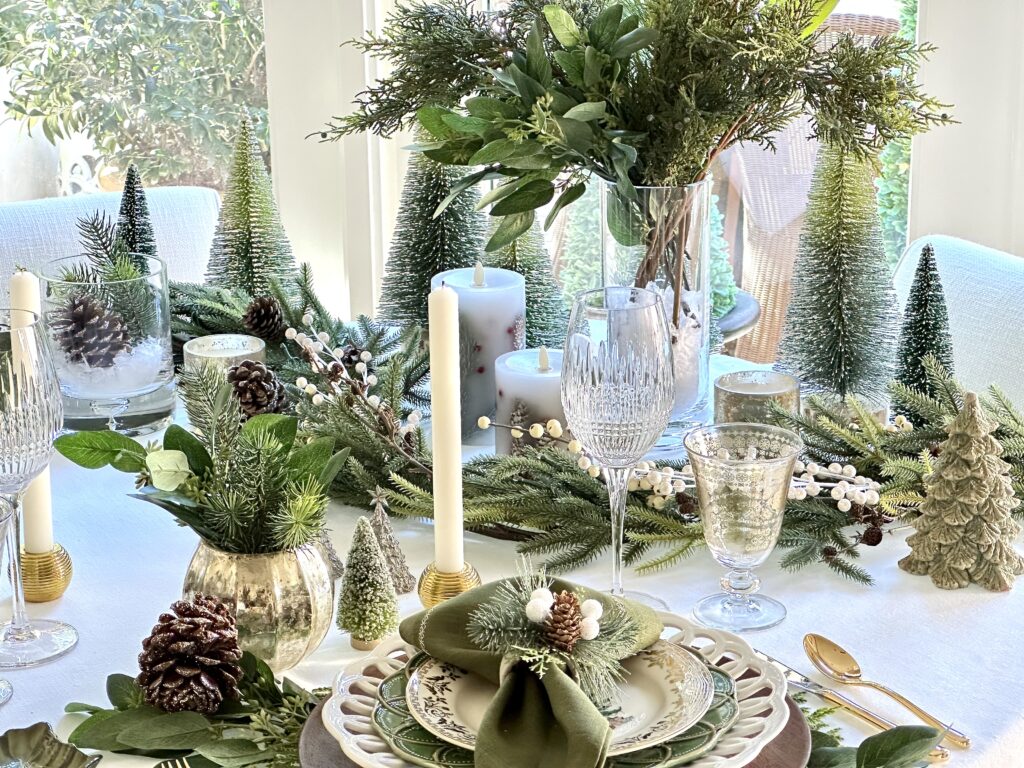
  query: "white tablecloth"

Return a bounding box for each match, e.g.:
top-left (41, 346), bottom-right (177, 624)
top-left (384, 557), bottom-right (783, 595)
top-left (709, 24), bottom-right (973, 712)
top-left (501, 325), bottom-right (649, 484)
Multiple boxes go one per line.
top-left (2, 359), bottom-right (1023, 766)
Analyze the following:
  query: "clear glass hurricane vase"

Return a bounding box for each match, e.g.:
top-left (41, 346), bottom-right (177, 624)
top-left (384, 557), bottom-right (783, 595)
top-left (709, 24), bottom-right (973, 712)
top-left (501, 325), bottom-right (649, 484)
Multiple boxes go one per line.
top-left (602, 180), bottom-right (712, 452)
top-left (683, 423), bottom-right (803, 631)
top-left (0, 309), bottom-right (77, 667)
top-left (561, 287), bottom-right (675, 606)
top-left (39, 254), bottom-right (174, 431)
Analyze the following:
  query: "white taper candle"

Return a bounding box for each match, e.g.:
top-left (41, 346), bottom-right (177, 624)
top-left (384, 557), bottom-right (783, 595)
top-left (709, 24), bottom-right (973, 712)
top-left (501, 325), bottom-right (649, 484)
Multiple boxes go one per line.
top-left (9, 268), bottom-right (55, 553)
top-left (427, 283), bottom-right (465, 572)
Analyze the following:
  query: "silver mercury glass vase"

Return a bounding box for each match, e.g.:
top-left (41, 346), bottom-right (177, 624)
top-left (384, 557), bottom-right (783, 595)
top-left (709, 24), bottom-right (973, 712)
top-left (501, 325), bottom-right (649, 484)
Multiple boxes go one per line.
top-left (182, 540), bottom-right (334, 672)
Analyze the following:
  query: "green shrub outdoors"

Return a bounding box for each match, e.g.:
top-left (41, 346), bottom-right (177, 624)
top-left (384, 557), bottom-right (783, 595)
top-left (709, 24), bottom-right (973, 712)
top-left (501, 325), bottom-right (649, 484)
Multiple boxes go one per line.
top-left (876, 0), bottom-right (918, 269)
top-left (0, 0), bottom-right (268, 189)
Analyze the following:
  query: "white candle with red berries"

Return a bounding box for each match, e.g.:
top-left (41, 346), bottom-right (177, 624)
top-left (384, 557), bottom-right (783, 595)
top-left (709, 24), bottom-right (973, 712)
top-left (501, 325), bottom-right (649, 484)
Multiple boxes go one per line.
top-left (431, 263), bottom-right (525, 435)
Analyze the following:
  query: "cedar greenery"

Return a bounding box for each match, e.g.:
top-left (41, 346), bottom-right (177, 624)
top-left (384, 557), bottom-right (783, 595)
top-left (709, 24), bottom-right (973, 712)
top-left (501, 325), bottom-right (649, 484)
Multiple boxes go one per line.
top-left (325, 0), bottom-right (951, 253)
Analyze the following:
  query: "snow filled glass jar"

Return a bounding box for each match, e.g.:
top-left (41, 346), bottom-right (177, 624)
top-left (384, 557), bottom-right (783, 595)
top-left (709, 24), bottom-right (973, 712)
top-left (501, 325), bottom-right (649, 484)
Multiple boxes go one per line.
top-left (39, 254), bottom-right (174, 429)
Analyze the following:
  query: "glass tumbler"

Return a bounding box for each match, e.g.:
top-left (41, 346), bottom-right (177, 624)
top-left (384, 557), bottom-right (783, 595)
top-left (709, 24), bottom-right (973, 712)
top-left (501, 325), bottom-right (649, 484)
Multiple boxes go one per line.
top-left (684, 423), bottom-right (802, 631)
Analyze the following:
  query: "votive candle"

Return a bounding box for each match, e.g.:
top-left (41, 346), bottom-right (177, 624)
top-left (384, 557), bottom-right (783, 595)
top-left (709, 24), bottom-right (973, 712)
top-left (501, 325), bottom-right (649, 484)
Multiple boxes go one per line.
top-left (183, 334), bottom-right (266, 374)
top-left (427, 283), bottom-right (465, 573)
top-left (494, 346), bottom-right (565, 455)
top-left (431, 263), bottom-right (525, 434)
top-left (714, 370), bottom-right (800, 425)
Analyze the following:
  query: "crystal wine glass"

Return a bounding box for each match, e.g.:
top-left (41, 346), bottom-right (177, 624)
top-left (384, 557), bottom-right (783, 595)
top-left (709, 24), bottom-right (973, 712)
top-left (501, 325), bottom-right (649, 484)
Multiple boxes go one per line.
top-left (0, 309), bottom-right (77, 667)
top-left (0, 498), bottom-right (11, 701)
top-left (684, 423), bottom-right (803, 631)
top-left (562, 287), bottom-right (675, 606)
top-left (39, 254), bottom-right (174, 431)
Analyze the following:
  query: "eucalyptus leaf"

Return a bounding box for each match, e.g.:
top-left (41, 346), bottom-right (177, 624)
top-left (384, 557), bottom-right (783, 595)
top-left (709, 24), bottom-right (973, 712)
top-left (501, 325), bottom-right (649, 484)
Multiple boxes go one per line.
top-left (468, 139), bottom-right (519, 166)
top-left (65, 702), bottom-right (106, 714)
top-left (608, 27), bottom-right (657, 59)
top-left (562, 101), bottom-right (606, 122)
top-left (432, 168), bottom-right (490, 218)
top-left (440, 112), bottom-right (491, 136)
top-left (69, 706), bottom-right (165, 752)
top-left (465, 96), bottom-right (519, 120)
top-left (808, 747), bottom-right (857, 768)
top-left (554, 50), bottom-right (586, 88)
top-left (163, 424), bottom-right (213, 475)
top-left (525, 21), bottom-right (552, 86)
top-left (319, 447), bottom-right (351, 489)
top-left (606, 191), bottom-right (644, 246)
top-left (55, 431), bottom-right (145, 471)
top-left (589, 4), bottom-right (624, 49)
top-left (416, 105), bottom-right (458, 139)
top-left (287, 437), bottom-right (336, 483)
top-left (553, 116), bottom-right (594, 152)
top-left (477, 177), bottom-right (533, 210)
top-left (544, 183), bottom-right (587, 229)
top-left (195, 738), bottom-right (270, 767)
top-left (486, 211), bottom-right (535, 252)
top-left (507, 64), bottom-right (547, 109)
top-left (490, 180), bottom-right (555, 216)
top-left (106, 673), bottom-right (144, 710)
top-left (117, 711), bottom-right (214, 751)
top-left (146, 450), bottom-right (192, 492)
top-left (856, 726), bottom-right (938, 768)
top-left (583, 46), bottom-right (603, 88)
top-left (544, 5), bottom-right (581, 47)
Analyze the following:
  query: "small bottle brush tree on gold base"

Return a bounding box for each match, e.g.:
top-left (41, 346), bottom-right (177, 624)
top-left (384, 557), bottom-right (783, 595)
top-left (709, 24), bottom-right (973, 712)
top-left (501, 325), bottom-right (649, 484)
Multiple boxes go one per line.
top-left (899, 391), bottom-right (1024, 591)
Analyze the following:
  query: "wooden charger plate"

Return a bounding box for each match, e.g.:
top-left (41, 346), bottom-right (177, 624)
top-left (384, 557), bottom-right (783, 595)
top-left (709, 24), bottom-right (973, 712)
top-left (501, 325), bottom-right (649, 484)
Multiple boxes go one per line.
top-left (299, 695), bottom-right (811, 768)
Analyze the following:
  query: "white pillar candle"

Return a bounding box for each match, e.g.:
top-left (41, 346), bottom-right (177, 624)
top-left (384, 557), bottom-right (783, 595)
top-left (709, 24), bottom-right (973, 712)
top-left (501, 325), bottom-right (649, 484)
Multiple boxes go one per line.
top-left (427, 283), bottom-right (465, 573)
top-left (9, 269), bottom-right (54, 553)
top-left (430, 264), bottom-right (526, 435)
top-left (494, 347), bottom-right (565, 455)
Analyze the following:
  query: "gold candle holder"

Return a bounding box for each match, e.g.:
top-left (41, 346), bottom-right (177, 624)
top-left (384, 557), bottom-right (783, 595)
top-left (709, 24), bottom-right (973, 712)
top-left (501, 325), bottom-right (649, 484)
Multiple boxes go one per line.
top-left (20, 544), bottom-right (73, 603)
top-left (417, 561), bottom-right (482, 608)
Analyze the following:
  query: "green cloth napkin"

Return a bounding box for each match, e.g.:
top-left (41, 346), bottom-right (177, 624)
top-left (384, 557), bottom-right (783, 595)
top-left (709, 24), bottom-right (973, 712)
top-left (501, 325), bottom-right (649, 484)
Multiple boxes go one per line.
top-left (400, 578), bottom-right (662, 768)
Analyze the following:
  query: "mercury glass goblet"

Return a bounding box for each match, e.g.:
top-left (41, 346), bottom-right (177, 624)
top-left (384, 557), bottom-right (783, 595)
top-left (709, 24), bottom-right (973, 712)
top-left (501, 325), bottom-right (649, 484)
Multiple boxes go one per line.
top-left (684, 423), bottom-right (803, 631)
top-left (39, 254), bottom-right (174, 431)
top-left (0, 309), bottom-right (77, 667)
top-left (562, 287), bottom-right (675, 607)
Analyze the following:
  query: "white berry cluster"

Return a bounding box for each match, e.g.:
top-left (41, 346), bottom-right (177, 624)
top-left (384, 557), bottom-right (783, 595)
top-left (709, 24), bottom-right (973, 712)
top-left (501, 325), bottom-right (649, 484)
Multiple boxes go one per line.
top-left (788, 460), bottom-right (881, 510)
top-left (525, 588), bottom-right (603, 641)
top-left (628, 461), bottom-right (688, 509)
top-left (477, 417), bottom-right (602, 478)
top-left (885, 414), bottom-right (914, 433)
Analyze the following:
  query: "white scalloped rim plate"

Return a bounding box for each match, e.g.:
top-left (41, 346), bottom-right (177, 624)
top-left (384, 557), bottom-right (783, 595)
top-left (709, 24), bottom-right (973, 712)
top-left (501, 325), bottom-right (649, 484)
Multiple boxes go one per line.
top-left (322, 610), bottom-right (789, 768)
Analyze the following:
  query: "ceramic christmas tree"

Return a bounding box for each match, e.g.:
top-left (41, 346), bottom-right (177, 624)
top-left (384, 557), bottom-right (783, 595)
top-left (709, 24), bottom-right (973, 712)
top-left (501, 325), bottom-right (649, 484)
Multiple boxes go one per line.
top-left (205, 116), bottom-right (296, 298)
top-left (486, 219), bottom-right (567, 347)
top-left (337, 517), bottom-right (399, 649)
top-left (895, 243), bottom-right (954, 399)
top-left (899, 392), bottom-right (1024, 591)
top-left (776, 144), bottom-right (900, 406)
top-left (378, 151), bottom-right (485, 327)
top-left (117, 163), bottom-right (157, 271)
top-left (369, 488), bottom-right (416, 594)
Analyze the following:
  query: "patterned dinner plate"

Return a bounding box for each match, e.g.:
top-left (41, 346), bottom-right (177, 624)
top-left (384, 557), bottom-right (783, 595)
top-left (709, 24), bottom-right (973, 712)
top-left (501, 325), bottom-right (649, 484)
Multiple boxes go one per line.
top-left (375, 653), bottom-right (738, 768)
top-left (404, 640), bottom-right (716, 756)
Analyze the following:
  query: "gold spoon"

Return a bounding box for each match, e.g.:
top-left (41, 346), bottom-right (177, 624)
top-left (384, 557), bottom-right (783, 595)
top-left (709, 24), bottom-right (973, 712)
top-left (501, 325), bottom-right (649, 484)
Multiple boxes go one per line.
top-left (804, 634), bottom-right (970, 749)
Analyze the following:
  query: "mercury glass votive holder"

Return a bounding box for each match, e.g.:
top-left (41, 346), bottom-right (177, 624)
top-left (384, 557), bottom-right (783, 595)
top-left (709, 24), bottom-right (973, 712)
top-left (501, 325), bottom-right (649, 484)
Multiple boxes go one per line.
top-left (714, 371), bottom-right (800, 425)
top-left (183, 334), bottom-right (265, 374)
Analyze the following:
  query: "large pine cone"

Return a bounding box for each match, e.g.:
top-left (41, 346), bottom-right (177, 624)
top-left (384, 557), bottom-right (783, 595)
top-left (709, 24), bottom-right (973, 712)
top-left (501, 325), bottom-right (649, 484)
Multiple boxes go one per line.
top-left (243, 296), bottom-right (286, 343)
top-left (544, 590), bottom-right (583, 653)
top-left (51, 293), bottom-right (131, 368)
top-left (137, 594), bottom-right (243, 714)
top-left (227, 359), bottom-right (287, 419)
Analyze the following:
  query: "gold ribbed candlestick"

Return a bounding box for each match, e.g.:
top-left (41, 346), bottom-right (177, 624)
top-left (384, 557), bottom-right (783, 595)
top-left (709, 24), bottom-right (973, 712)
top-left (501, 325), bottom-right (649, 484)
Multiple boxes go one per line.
top-left (417, 562), bottom-right (482, 608)
top-left (20, 544), bottom-right (73, 603)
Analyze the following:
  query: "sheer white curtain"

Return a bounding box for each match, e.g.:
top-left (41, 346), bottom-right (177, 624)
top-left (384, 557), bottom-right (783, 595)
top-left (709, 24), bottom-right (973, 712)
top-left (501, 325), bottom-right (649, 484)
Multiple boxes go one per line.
top-left (263, 0), bottom-right (408, 318)
top-left (909, 0), bottom-right (1024, 257)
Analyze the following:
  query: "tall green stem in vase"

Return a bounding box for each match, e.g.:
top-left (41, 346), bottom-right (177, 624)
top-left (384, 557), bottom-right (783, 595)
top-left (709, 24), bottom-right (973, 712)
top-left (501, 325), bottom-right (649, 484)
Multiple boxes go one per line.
top-left (602, 180), bottom-right (712, 452)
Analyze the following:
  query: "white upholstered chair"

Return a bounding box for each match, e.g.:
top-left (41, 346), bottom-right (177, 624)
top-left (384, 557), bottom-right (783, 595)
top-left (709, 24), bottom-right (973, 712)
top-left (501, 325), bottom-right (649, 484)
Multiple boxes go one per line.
top-left (893, 235), bottom-right (1024, 406)
top-left (0, 186), bottom-right (220, 300)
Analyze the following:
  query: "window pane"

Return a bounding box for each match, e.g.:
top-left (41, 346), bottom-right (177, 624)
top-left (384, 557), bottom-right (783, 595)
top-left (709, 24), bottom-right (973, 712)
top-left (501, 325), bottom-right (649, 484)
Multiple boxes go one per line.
top-left (0, 0), bottom-right (268, 200)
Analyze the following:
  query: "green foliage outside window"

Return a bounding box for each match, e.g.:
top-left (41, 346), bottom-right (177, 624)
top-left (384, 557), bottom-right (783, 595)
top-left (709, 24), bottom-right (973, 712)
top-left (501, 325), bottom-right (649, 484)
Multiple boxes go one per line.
top-left (0, 0), bottom-right (268, 189)
top-left (876, 0), bottom-right (918, 268)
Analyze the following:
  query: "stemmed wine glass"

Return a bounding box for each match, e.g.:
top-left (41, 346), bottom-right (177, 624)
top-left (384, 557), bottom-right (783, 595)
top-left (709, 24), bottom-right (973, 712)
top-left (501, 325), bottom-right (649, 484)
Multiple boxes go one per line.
top-left (0, 308), bottom-right (78, 667)
top-left (683, 423), bottom-right (803, 631)
top-left (561, 287), bottom-right (675, 607)
top-left (0, 497), bottom-right (10, 702)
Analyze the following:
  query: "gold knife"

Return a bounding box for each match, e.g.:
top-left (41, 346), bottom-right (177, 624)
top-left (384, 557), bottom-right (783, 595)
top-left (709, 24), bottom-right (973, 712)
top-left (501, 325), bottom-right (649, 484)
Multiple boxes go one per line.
top-left (756, 651), bottom-right (950, 763)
